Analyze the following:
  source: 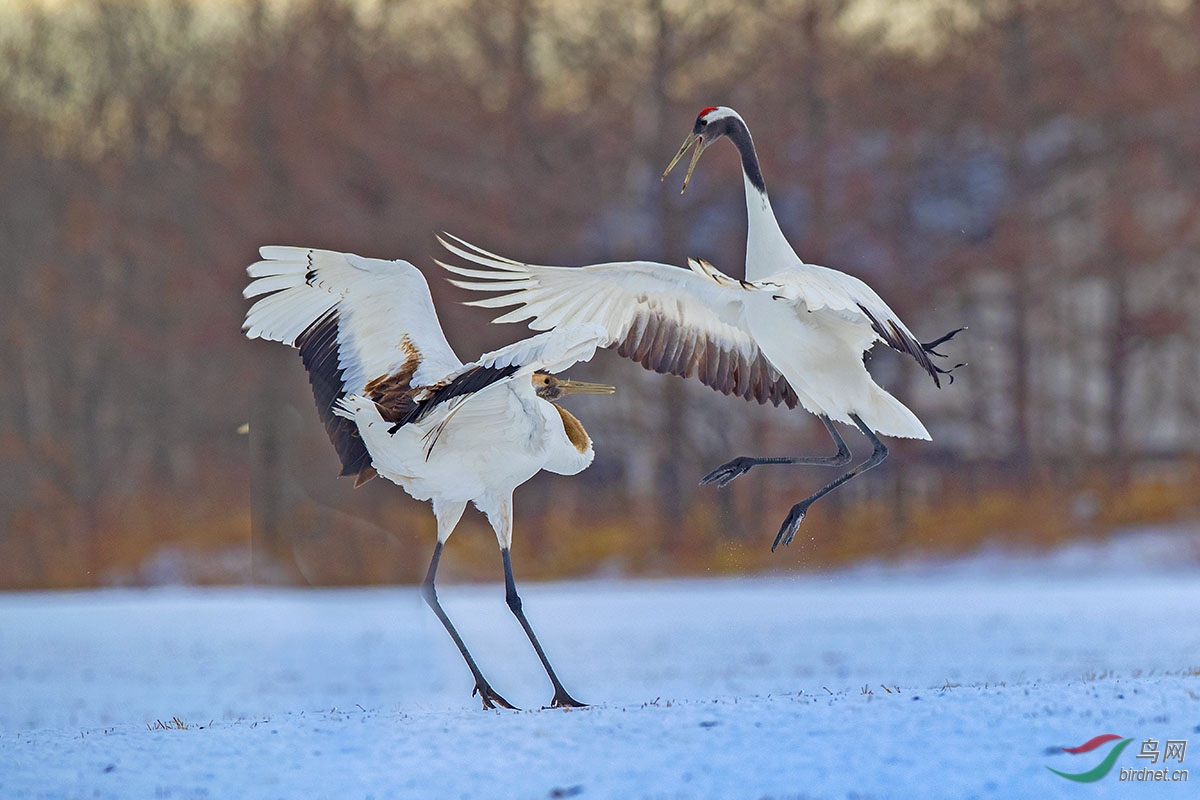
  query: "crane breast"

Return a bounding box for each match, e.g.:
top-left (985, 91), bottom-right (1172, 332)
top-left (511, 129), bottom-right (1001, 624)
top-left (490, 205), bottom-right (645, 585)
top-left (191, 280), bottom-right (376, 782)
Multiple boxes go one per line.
top-left (554, 405), bottom-right (591, 454)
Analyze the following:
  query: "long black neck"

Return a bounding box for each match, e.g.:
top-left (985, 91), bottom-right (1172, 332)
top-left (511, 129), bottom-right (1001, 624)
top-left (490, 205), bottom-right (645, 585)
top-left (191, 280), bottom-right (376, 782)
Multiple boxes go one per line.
top-left (725, 117), bottom-right (766, 195)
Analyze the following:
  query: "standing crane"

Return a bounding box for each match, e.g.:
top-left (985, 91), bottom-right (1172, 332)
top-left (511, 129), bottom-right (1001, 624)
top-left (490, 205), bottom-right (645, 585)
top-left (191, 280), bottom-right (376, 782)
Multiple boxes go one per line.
top-left (438, 108), bottom-right (962, 548)
top-left (243, 246), bottom-right (614, 709)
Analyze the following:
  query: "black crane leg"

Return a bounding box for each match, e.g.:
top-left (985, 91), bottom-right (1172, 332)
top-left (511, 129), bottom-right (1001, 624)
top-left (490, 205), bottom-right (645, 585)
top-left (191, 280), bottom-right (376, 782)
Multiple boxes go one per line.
top-left (501, 548), bottom-right (586, 709)
top-left (700, 415), bottom-right (852, 488)
top-left (772, 413), bottom-right (888, 551)
top-left (420, 541), bottom-right (517, 710)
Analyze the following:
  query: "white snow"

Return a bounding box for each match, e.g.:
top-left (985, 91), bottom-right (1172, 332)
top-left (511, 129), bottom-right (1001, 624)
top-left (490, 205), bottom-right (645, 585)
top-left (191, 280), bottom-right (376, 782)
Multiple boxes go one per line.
top-left (1, 527), bottom-right (1198, 799)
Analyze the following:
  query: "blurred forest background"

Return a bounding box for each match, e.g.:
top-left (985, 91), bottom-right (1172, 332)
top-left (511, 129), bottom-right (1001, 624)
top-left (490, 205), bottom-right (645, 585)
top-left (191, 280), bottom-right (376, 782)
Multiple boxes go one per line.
top-left (1, 0), bottom-right (1198, 589)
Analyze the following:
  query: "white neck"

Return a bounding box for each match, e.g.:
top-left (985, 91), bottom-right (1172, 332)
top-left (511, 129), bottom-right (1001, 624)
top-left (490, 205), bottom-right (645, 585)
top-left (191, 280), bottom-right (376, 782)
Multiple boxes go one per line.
top-left (742, 172), bottom-right (797, 281)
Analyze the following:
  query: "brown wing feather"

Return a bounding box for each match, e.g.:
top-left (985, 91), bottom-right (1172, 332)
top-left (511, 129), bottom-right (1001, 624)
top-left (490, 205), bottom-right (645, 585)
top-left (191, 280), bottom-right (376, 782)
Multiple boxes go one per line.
top-left (614, 307), bottom-right (797, 407)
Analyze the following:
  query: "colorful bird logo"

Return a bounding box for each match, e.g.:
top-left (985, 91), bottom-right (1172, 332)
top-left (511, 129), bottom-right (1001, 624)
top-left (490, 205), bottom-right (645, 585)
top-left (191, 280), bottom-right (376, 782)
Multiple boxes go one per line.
top-left (1047, 734), bottom-right (1134, 782)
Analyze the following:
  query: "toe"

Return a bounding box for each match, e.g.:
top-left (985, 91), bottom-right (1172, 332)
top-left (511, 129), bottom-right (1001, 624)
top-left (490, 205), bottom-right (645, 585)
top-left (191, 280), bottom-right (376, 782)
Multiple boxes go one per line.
top-left (549, 691), bottom-right (588, 709)
top-left (771, 507), bottom-right (806, 551)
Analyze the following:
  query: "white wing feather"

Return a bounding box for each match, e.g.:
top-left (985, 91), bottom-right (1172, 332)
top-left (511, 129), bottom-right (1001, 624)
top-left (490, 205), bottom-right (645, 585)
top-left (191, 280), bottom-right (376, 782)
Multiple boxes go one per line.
top-left (474, 324), bottom-right (612, 375)
top-left (762, 264), bottom-right (903, 330)
top-left (756, 263), bottom-right (946, 383)
top-left (243, 246), bottom-right (462, 392)
top-left (439, 234), bottom-right (798, 408)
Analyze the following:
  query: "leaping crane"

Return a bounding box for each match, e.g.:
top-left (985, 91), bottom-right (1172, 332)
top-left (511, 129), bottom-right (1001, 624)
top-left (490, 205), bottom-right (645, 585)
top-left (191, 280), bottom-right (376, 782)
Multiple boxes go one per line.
top-left (662, 105), bottom-right (963, 530)
top-left (243, 246), bottom-right (613, 709)
top-left (438, 112), bottom-right (963, 548)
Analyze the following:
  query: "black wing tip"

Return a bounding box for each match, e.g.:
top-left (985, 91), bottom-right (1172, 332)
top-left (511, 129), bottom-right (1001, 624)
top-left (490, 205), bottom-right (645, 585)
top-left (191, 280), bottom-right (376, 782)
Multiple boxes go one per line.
top-left (858, 303), bottom-right (967, 388)
top-left (858, 303), bottom-right (937, 381)
top-left (388, 362), bottom-right (522, 433)
top-left (295, 309), bottom-right (375, 476)
top-left (922, 325), bottom-right (967, 355)
top-left (922, 326), bottom-right (968, 385)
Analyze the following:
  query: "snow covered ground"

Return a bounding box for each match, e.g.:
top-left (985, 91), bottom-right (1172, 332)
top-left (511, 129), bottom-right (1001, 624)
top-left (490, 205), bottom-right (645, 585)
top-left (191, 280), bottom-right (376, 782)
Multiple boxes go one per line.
top-left (1, 527), bottom-right (1198, 799)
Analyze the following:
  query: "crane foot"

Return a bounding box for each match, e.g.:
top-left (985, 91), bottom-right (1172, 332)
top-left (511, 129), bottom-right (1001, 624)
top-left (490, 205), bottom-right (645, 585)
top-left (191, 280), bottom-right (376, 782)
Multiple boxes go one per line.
top-left (699, 456), bottom-right (756, 488)
top-left (547, 689), bottom-right (587, 709)
top-left (473, 681), bottom-right (518, 710)
top-left (771, 504), bottom-right (808, 551)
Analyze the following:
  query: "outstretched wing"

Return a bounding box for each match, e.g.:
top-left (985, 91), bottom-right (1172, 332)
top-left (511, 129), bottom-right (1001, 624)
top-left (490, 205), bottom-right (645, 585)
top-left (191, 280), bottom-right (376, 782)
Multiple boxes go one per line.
top-left (243, 246), bottom-right (463, 482)
top-left (438, 234), bottom-right (798, 409)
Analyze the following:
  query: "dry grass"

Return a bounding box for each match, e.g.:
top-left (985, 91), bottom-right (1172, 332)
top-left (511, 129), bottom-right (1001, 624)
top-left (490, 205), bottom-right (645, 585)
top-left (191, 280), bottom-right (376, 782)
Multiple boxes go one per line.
top-left (1, 461), bottom-right (1196, 589)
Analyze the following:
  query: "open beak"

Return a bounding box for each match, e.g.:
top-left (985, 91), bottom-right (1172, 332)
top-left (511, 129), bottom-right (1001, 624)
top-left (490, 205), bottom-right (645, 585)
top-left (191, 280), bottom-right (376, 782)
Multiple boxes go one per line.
top-left (557, 378), bottom-right (616, 396)
top-left (661, 132), bottom-right (705, 194)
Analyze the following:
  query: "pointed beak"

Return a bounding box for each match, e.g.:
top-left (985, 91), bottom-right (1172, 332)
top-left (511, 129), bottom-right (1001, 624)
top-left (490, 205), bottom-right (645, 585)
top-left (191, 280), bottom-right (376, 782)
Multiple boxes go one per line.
top-left (661, 132), bottom-right (705, 194)
top-left (556, 379), bottom-right (616, 396)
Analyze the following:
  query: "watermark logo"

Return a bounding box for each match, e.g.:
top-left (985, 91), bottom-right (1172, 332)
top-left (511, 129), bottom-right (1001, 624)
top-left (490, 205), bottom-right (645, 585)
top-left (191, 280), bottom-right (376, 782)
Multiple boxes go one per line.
top-left (1047, 733), bottom-right (1189, 783)
top-left (1121, 738), bottom-right (1189, 783)
top-left (1047, 734), bottom-right (1134, 782)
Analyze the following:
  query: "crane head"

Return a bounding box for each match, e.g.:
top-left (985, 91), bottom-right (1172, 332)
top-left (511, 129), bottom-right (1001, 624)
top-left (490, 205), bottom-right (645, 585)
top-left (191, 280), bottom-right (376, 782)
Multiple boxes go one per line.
top-left (532, 371), bottom-right (615, 402)
top-left (661, 106), bottom-right (742, 194)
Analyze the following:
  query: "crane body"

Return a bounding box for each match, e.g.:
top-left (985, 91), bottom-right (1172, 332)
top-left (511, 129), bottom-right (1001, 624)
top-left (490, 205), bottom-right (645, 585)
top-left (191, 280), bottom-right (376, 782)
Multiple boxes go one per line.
top-left (244, 246), bottom-right (612, 708)
top-left (440, 107), bottom-right (963, 548)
